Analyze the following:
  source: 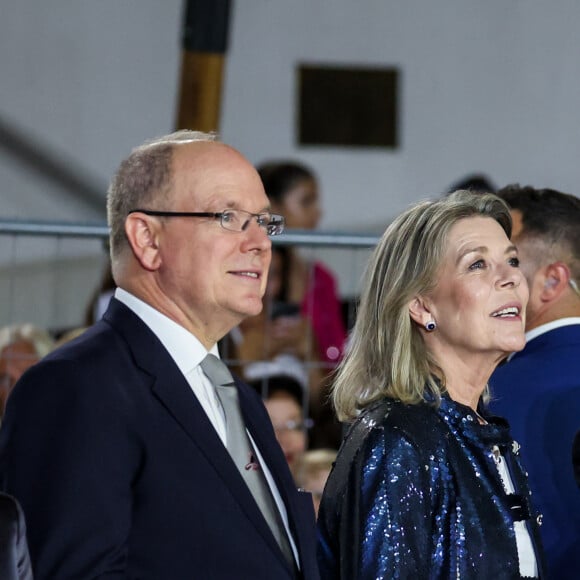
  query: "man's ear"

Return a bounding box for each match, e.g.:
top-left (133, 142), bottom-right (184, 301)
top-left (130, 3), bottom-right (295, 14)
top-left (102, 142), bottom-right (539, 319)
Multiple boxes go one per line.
top-left (408, 296), bottom-right (433, 327)
top-left (124, 213), bottom-right (162, 272)
top-left (540, 262), bottom-right (570, 301)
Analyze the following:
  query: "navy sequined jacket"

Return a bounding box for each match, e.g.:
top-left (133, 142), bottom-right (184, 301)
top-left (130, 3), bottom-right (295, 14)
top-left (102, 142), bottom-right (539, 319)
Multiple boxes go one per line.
top-left (317, 396), bottom-right (546, 579)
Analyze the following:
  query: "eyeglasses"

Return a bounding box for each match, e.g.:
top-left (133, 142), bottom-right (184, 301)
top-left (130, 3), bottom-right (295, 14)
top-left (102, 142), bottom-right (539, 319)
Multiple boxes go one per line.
top-left (129, 208), bottom-right (285, 236)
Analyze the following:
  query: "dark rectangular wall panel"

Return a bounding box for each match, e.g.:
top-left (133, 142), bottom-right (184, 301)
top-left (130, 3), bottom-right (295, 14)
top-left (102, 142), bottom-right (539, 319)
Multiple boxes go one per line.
top-left (298, 65), bottom-right (399, 148)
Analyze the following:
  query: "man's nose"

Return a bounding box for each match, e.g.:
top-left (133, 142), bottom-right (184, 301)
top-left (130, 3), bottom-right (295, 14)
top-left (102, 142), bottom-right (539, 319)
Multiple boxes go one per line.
top-left (242, 219), bottom-right (272, 252)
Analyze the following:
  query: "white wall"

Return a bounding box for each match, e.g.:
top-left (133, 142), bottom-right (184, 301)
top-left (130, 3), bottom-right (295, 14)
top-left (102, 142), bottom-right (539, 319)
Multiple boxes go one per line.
top-left (3, 0), bottom-right (580, 227)
top-left (0, 0), bottom-right (183, 326)
top-left (222, 0), bottom-right (580, 230)
top-left (2, 0), bottom-right (580, 326)
top-left (0, 0), bottom-right (182, 220)
top-left (0, 251), bottom-right (108, 331)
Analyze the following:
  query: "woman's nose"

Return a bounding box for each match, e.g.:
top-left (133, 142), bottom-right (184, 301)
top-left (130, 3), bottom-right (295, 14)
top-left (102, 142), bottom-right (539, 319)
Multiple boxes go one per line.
top-left (498, 264), bottom-right (522, 288)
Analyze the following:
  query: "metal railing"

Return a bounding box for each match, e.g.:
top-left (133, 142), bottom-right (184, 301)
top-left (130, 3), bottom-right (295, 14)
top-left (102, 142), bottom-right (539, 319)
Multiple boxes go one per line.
top-left (0, 218), bottom-right (380, 247)
top-left (0, 218), bottom-right (379, 332)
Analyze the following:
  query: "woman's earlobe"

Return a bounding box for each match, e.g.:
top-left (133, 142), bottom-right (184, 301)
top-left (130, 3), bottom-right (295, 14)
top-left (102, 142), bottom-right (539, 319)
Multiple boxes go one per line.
top-left (409, 296), bottom-right (437, 331)
top-left (408, 297), bottom-right (426, 323)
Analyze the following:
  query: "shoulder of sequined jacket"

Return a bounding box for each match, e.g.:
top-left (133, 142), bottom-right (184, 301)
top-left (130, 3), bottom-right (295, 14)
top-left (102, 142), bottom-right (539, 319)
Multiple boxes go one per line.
top-left (317, 397), bottom-right (449, 579)
top-left (340, 398), bottom-right (447, 465)
top-left (327, 397), bottom-right (445, 493)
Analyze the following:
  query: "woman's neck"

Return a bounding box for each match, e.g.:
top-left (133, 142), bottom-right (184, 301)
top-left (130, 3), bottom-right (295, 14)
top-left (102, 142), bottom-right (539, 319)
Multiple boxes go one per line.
top-left (434, 351), bottom-right (501, 411)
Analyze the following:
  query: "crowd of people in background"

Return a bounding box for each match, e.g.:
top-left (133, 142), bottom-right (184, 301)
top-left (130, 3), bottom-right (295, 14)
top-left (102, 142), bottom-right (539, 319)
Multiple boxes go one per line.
top-left (0, 132), bottom-right (579, 579)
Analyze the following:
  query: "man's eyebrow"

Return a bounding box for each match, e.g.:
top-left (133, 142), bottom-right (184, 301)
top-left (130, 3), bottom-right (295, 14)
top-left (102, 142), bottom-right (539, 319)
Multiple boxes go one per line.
top-left (218, 200), bottom-right (271, 213)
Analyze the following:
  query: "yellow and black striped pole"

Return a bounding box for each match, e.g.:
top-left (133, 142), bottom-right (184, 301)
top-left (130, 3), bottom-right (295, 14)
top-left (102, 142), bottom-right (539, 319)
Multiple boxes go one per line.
top-left (175, 0), bottom-right (231, 132)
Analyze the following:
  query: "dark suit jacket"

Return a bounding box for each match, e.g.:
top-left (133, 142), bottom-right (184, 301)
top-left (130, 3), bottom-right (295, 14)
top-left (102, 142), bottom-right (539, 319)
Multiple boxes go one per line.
top-left (0, 493), bottom-right (33, 580)
top-left (0, 299), bottom-right (319, 580)
top-left (489, 324), bottom-right (580, 580)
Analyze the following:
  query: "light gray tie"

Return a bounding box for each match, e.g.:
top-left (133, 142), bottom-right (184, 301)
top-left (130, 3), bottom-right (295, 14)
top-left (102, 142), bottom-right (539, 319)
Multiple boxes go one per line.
top-left (200, 354), bottom-right (295, 568)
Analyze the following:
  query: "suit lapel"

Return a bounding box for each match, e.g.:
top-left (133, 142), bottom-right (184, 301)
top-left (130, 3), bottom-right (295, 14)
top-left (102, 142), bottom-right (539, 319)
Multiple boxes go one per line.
top-left (103, 299), bottom-right (290, 567)
top-left (239, 382), bottom-right (295, 504)
top-left (238, 380), bottom-right (309, 570)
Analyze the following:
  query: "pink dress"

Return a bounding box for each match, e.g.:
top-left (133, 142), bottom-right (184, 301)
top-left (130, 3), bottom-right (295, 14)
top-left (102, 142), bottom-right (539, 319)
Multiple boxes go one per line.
top-left (301, 261), bottom-right (347, 366)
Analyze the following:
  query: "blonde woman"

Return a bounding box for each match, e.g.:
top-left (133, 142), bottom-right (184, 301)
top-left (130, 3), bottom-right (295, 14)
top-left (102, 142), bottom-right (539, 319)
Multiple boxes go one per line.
top-left (317, 191), bottom-right (546, 579)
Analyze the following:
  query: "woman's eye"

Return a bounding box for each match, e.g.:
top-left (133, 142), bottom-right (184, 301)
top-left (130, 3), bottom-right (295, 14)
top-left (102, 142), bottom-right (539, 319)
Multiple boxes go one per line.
top-left (469, 259), bottom-right (485, 270)
top-left (508, 256), bottom-right (520, 267)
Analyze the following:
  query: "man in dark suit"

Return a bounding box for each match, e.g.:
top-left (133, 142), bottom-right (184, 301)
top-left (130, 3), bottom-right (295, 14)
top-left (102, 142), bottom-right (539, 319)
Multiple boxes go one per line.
top-left (0, 131), bottom-right (319, 579)
top-left (488, 185), bottom-right (580, 580)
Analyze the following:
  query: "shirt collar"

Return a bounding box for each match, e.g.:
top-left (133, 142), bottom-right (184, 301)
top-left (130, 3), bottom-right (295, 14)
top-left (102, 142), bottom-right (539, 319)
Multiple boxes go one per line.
top-left (506, 316), bottom-right (580, 361)
top-left (524, 317), bottom-right (580, 343)
top-left (114, 288), bottom-right (218, 375)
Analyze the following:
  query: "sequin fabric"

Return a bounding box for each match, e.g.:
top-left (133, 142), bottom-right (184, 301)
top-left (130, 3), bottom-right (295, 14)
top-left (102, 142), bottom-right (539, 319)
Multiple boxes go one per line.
top-left (317, 396), bottom-right (546, 579)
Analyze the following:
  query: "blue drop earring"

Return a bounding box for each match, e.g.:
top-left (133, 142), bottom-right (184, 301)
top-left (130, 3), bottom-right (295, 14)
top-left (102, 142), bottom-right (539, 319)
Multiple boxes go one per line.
top-left (425, 320), bottom-right (437, 332)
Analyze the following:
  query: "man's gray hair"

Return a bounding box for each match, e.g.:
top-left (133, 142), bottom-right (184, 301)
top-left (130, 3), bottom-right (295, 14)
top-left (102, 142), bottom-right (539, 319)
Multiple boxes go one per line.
top-left (106, 130), bottom-right (218, 260)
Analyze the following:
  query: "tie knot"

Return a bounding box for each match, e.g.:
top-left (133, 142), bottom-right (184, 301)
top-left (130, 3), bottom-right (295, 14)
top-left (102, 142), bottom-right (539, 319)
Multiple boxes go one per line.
top-left (200, 354), bottom-right (235, 387)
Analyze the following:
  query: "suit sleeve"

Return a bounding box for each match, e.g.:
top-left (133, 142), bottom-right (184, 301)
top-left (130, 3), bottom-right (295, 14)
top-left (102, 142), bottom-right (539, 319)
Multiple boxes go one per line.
top-left (0, 358), bottom-right (141, 579)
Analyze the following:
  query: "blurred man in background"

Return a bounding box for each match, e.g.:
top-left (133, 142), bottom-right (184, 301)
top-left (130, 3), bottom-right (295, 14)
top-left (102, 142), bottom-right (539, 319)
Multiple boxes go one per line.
top-left (489, 185), bottom-right (580, 579)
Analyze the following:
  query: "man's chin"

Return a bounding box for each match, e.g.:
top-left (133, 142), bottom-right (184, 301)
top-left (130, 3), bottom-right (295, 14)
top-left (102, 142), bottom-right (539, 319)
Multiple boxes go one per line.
top-left (236, 298), bottom-right (264, 319)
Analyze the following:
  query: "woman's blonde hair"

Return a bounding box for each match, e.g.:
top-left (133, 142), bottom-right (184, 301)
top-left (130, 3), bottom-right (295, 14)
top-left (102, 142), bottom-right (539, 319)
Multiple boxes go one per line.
top-left (332, 190), bottom-right (511, 421)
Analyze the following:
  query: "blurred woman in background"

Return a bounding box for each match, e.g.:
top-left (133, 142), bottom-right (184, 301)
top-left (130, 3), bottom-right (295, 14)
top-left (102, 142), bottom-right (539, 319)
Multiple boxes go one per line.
top-left (257, 161), bottom-right (346, 368)
top-left (259, 161), bottom-right (347, 450)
